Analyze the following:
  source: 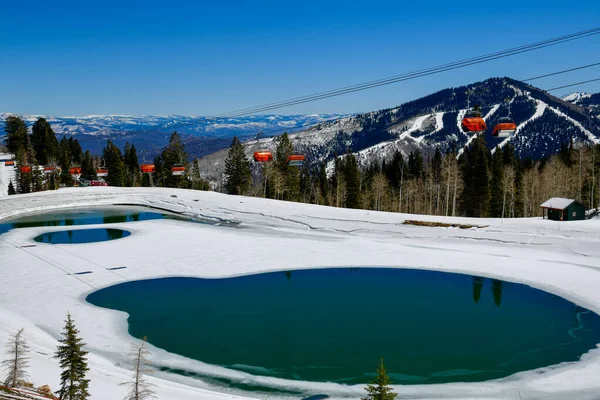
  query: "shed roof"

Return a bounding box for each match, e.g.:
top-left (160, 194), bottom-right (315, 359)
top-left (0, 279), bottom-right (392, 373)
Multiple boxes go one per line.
top-left (540, 197), bottom-right (576, 210)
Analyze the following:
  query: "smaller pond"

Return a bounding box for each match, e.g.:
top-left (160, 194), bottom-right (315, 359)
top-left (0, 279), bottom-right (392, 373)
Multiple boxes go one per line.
top-left (34, 228), bottom-right (131, 244)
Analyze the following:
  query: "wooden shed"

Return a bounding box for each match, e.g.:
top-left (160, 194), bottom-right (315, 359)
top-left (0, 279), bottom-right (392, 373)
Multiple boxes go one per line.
top-left (540, 198), bottom-right (586, 221)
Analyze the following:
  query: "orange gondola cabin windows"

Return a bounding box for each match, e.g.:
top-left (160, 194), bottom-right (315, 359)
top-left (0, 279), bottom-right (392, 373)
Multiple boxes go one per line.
top-left (461, 111), bottom-right (487, 134)
top-left (171, 165), bottom-right (186, 176)
top-left (96, 169), bottom-right (108, 177)
top-left (254, 151), bottom-right (273, 162)
top-left (286, 154), bottom-right (305, 167)
top-left (19, 165), bottom-right (31, 173)
top-left (140, 163), bottom-right (155, 174)
top-left (69, 166), bottom-right (82, 175)
top-left (44, 165), bottom-right (56, 174)
top-left (492, 117), bottom-right (517, 138)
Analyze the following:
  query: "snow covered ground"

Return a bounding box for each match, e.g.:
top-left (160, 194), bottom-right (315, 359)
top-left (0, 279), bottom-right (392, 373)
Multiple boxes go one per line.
top-left (1, 187), bottom-right (600, 399)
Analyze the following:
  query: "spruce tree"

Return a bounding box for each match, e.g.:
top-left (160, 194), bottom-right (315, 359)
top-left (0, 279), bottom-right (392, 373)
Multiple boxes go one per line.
top-left (31, 118), bottom-right (58, 166)
top-left (102, 140), bottom-right (126, 187)
top-left (4, 116), bottom-right (28, 156)
top-left (55, 313), bottom-right (90, 400)
top-left (362, 358), bottom-right (398, 400)
top-left (160, 132), bottom-right (188, 188)
top-left (7, 180), bottom-right (16, 195)
top-left (223, 137), bottom-right (251, 195)
top-left (343, 151), bottom-right (361, 209)
top-left (489, 150), bottom-right (504, 218)
top-left (460, 137), bottom-right (491, 217)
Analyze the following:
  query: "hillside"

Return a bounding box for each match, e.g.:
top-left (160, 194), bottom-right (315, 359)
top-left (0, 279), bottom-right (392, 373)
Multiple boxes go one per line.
top-left (198, 78), bottom-right (600, 182)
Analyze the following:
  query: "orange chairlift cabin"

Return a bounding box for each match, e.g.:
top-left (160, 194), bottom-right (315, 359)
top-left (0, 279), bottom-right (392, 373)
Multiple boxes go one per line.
top-left (19, 164), bottom-right (31, 173)
top-left (171, 165), bottom-right (186, 176)
top-left (286, 154), bottom-right (305, 167)
top-left (252, 131), bottom-right (273, 163)
top-left (460, 90), bottom-right (486, 134)
top-left (492, 99), bottom-right (517, 138)
top-left (43, 164), bottom-right (57, 174)
top-left (69, 165), bottom-right (82, 176)
top-left (96, 158), bottom-right (108, 177)
top-left (140, 150), bottom-right (156, 174)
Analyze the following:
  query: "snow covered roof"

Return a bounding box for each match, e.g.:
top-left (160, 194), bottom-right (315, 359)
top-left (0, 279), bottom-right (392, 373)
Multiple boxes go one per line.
top-left (540, 197), bottom-right (576, 209)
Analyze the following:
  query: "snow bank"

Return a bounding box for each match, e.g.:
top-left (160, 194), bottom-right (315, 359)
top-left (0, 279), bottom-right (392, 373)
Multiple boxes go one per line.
top-left (1, 187), bottom-right (600, 399)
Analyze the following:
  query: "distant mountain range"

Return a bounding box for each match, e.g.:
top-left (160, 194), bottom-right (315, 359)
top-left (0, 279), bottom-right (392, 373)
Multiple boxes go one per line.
top-left (197, 78), bottom-right (600, 182)
top-left (0, 113), bottom-right (350, 159)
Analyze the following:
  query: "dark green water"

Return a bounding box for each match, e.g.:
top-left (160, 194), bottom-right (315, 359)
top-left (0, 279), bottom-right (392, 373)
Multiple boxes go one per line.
top-left (86, 268), bottom-right (600, 386)
top-left (34, 228), bottom-right (131, 244)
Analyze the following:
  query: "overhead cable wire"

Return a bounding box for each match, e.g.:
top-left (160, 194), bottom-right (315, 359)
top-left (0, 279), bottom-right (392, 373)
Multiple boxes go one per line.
top-left (209, 27), bottom-right (600, 118)
top-left (546, 78), bottom-right (600, 91)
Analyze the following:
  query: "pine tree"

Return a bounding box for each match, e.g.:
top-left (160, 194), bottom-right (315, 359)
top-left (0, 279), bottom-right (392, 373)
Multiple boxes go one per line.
top-left (31, 117), bottom-right (58, 166)
top-left (460, 137), bottom-right (491, 217)
top-left (361, 358), bottom-right (398, 400)
top-left (7, 180), bottom-right (16, 195)
top-left (4, 116), bottom-right (29, 156)
top-left (120, 337), bottom-right (156, 400)
top-left (55, 313), bottom-right (90, 400)
top-left (160, 132), bottom-right (188, 188)
top-left (102, 140), bottom-right (126, 187)
top-left (343, 151), bottom-right (361, 209)
top-left (2, 327), bottom-right (30, 387)
top-left (223, 137), bottom-right (251, 195)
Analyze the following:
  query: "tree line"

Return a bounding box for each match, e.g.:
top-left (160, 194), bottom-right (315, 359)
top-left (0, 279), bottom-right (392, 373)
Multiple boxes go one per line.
top-left (2, 314), bottom-right (155, 400)
top-left (224, 133), bottom-right (600, 218)
top-left (4, 116), bottom-right (209, 194)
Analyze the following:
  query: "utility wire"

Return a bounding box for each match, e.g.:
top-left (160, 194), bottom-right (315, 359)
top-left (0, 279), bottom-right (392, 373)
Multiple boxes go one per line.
top-left (546, 78), bottom-right (600, 91)
top-left (209, 27), bottom-right (600, 118)
top-left (523, 62), bottom-right (600, 81)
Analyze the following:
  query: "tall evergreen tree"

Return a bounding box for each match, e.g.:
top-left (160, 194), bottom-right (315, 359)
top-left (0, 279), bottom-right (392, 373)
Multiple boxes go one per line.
top-left (31, 118), bottom-right (58, 166)
top-left (343, 151), bottom-right (361, 209)
top-left (273, 132), bottom-right (300, 200)
top-left (460, 138), bottom-right (491, 217)
top-left (4, 116), bottom-right (28, 156)
top-left (223, 137), bottom-right (251, 195)
top-left (55, 313), bottom-right (90, 400)
top-left (361, 359), bottom-right (398, 400)
top-left (160, 132), bottom-right (189, 188)
top-left (102, 140), bottom-right (126, 187)
top-left (318, 162), bottom-right (329, 205)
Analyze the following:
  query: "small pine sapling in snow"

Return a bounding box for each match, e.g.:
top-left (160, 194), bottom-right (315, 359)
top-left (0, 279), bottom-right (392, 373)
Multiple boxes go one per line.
top-left (7, 180), bottom-right (16, 195)
top-left (120, 337), bottom-right (156, 400)
top-left (362, 358), bottom-right (398, 400)
top-left (2, 327), bottom-right (30, 387)
top-left (55, 313), bottom-right (90, 400)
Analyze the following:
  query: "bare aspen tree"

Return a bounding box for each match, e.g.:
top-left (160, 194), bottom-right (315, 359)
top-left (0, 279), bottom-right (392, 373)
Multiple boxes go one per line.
top-left (502, 166), bottom-right (515, 218)
top-left (372, 173), bottom-right (388, 211)
top-left (2, 327), bottom-right (30, 388)
top-left (120, 337), bottom-right (156, 400)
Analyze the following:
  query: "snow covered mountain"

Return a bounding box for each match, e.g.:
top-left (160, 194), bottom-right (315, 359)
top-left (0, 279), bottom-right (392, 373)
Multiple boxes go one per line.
top-left (0, 113), bottom-right (349, 158)
top-left (198, 78), bottom-right (600, 182)
top-left (562, 92), bottom-right (593, 104)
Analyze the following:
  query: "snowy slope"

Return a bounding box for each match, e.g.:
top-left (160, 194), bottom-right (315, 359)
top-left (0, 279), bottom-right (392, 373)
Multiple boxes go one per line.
top-left (2, 187), bottom-right (600, 400)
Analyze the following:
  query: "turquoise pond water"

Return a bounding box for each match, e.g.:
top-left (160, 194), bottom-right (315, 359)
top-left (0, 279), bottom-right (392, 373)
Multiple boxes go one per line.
top-left (0, 206), bottom-right (172, 236)
top-left (86, 268), bottom-right (600, 386)
top-left (33, 228), bottom-right (131, 244)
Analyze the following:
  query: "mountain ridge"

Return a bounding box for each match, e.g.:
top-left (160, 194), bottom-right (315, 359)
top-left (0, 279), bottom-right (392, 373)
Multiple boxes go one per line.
top-left (197, 77), bottom-right (600, 182)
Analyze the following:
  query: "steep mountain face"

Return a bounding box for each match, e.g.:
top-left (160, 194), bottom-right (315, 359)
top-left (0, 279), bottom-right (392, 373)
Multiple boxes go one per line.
top-left (198, 78), bottom-right (600, 182)
top-left (0, 113), bottom-right (348, 159)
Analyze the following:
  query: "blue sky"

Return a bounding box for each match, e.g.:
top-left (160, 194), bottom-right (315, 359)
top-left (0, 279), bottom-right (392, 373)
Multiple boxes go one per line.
top-left (1, 0), bottom-right (599, 116)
